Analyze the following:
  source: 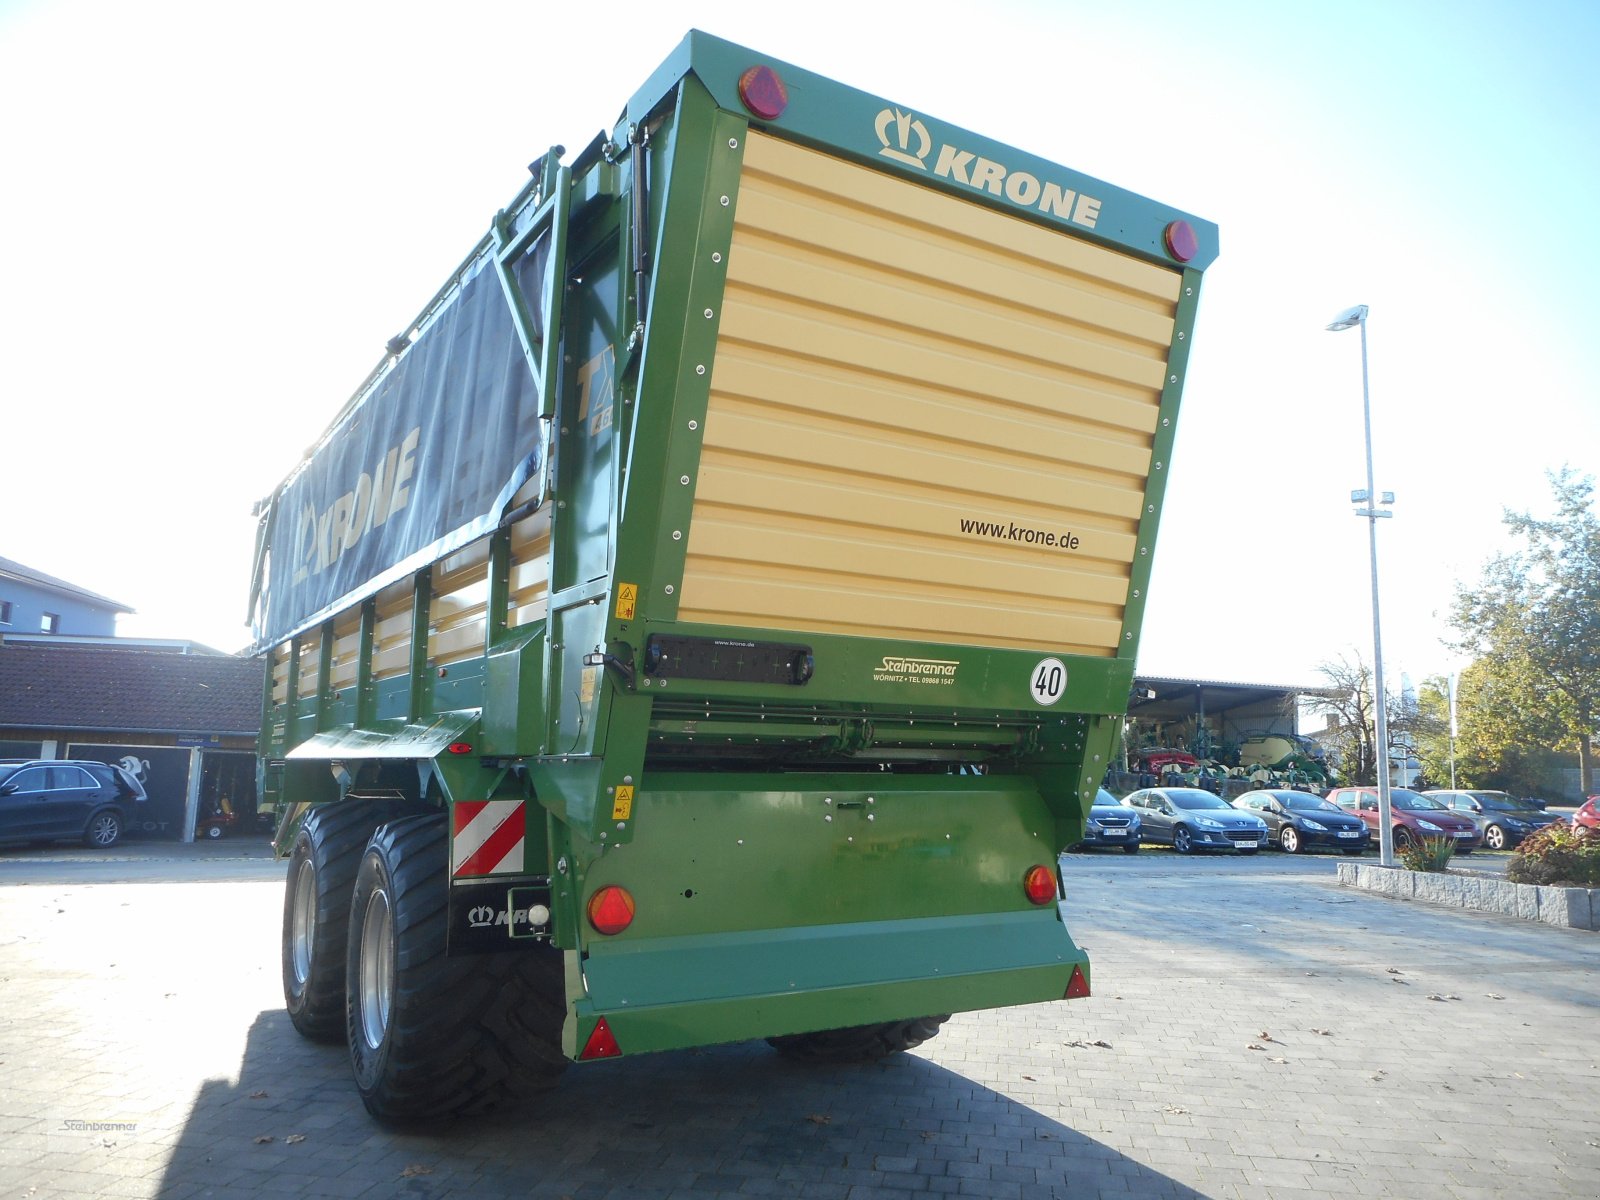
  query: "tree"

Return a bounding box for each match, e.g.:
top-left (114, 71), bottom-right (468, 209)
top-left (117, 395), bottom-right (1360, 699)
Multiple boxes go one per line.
top-left (1450, 467), bottom-right (1600, 795)
top-left (1305, 653), bottom-right (1444, 787)
top-left (1304, 653), bottom-right (1378, 785)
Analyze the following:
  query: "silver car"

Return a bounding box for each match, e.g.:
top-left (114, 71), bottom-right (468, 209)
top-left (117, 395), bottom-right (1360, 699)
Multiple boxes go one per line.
top-left (1123, 787), bottom-right (1270, 854)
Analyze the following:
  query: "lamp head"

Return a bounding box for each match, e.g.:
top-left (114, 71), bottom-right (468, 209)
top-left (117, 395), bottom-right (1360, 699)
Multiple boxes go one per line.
top-left (1326, 304), bottom-right (1369, 332)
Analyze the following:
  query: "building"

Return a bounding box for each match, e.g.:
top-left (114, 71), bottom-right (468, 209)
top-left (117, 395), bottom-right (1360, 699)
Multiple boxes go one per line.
top-left (0, 555), bottom-right (135, 637)
top-left (0, 637), bottom-right (264, 841)
top-left (0, 557), bottom-right (265, 842)
top-left (1111, 673), bottom-right (1335, 793)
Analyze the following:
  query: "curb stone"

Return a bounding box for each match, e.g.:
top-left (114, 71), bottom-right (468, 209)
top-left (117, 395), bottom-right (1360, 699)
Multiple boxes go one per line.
top-left (1336, 861), bottom-right (1598, 930)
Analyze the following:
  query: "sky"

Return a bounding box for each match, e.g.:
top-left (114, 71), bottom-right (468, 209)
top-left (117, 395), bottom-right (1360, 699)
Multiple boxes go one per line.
top-left (1, 0), bottom-right (1595, 690)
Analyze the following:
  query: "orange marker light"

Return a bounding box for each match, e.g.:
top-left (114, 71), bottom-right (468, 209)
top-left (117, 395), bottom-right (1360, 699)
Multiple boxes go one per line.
top-left (1023, 864), bottom-right (1057, 905)
top-left (586, 885), bottom-right (637, 935)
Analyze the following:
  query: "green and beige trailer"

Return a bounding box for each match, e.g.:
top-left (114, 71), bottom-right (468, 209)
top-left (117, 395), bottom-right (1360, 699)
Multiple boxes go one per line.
top-left (249, 31), bottom-right (1216, 1122)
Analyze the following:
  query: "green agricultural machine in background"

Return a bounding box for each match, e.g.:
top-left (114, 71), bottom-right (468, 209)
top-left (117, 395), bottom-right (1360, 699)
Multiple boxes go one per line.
top-left (249, 31), bottom-right (1216, 1123)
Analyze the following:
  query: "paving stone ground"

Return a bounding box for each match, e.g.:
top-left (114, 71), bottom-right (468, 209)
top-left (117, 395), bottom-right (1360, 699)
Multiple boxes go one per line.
top-left (1, 843), bottom-right (1596, 1199)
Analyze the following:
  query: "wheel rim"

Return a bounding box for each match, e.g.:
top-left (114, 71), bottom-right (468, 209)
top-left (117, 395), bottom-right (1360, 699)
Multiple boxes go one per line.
top-left (1282, 828), bottom-right (1298, 853)
top-left (358, 889), bottom-right (394, 1051)
top-left (290, 859), bottom-right (318, 989)
top-left (89, 814), bottom-right (118, 846)
top-left (1174, 828), bottom-right (1191, 853)
top-left (1486, 826), bottom-right (1505, 849)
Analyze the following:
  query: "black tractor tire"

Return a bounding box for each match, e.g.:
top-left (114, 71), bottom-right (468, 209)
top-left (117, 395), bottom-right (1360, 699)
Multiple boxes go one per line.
top-left (282, 800), bottom-right (394, 1042)
top-left (346, 814), bottom-right (567, 1125)
top-left (83, 808), bottom-right (123, 849)
top-left (767, 1015), bottom-right (949, 1064)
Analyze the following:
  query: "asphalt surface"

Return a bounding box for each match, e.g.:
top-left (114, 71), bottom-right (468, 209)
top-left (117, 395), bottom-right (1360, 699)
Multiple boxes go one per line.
top-left (1, 838), bottom-right (1596, 1199)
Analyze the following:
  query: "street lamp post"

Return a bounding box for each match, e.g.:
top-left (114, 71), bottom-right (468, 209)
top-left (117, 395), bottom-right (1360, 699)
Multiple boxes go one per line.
top-left (1326, 304), bottom-right (1396, 867)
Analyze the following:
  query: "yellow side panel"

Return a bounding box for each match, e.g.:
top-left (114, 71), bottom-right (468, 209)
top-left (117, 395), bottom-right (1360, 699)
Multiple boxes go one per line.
top-left (371, 579), bottom-right (414, 683)
top-left (294, 638), bottom-right (320, 701)
top-left (682, 133), bottom-right (1182, 656)
top-left (429, 544), bottom-right (488, 669)
top-left (327, 611), bottom-right (361, 692)
top-left (270, 646), bottom-right (290, 705)
top-left (508, 508), bottom-right (553, 629)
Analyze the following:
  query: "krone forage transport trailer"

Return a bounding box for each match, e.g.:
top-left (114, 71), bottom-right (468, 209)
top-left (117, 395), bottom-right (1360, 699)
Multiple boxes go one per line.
top-left (250, 31), bottom-right (1217, 1123)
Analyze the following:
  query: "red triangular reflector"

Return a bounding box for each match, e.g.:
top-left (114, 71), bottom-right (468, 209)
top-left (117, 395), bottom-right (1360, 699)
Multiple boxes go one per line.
top-left (1064, 964), bottom-right (1090, 999)
top-left (579, 1016), bottom-right (622, 1060)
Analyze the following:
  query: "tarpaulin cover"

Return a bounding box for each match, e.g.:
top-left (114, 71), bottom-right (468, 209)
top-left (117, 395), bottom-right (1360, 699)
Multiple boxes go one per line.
top-left (253, 234), bottom-right (551, 646)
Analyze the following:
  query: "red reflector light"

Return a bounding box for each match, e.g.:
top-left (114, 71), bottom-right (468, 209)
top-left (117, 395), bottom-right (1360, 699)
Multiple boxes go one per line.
top-left (1164, 219), bottom-right (1198, 263)
top-left (586, 885), bottom-right (636, 935)
top-left (1064, 964), bottom-right (1090, 999)
top-left (445, 742), bottom-right (473, 755)
top-left (1023, 864), bottom-right (1057, 905)
top-left (579, 1016), bottom-right (621, 1060)
top-left (738, 64), bottom-right (788, 121)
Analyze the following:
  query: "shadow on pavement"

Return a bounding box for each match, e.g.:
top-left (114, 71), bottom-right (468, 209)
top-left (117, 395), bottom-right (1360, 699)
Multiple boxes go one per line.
top-left (158, 1009), bottom-right (1206, 1199)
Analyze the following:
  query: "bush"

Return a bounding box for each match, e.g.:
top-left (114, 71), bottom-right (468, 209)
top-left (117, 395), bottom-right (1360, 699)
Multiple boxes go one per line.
top-left (1506, 823), bottom-right (1600, 888)
top-left (1398, 836), bottom-right (1456, 873)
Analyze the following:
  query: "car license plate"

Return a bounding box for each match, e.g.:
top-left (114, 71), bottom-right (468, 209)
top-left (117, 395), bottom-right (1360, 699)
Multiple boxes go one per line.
top-left (1337, 831), bottom-right (1360, 838)
top-left (1453, 830), bottom-right (1474, 838)
top-left (1235, 839), bottom-right (1258, 849)
top-left (1103, 828), bottom-right (1126, 836)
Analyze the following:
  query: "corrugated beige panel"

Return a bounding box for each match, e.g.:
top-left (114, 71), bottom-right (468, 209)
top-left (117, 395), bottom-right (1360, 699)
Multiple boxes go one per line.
top-left (371, 579), bottom-right (414, 682)
top-left (508, 508), bottom-right (553, 628)
top-left (328, 611), bottom-right (361, 691)
top-left (429, 547), bottom-right (488, 668)
top-left (681, 133), bottom-right (1183, 655)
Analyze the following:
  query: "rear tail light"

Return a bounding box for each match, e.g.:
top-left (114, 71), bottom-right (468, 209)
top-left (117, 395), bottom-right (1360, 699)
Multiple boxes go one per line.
top-left (1164, 220), bottom-right (1198, 263)
top-left (586, 885), bottom-right (636, 935)
top-left (1023, 864), bottom-right (1058, 905)
top-left (738, 65), bottom-right (788, 121)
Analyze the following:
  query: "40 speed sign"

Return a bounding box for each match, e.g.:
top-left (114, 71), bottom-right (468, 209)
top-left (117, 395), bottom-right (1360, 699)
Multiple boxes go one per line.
top-left (1030, 658), bottom-right (1067, 706)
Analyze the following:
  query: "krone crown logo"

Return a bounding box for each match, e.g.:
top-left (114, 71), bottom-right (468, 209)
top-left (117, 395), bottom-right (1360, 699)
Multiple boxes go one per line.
top-left (875, 108), bottom-right (931, 169)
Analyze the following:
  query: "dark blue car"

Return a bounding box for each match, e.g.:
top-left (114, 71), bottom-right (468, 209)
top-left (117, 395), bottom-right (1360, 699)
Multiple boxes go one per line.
top-left (1073, 788), bottom-right (1141, 853)
top-left (1232, 789), bottom-right (1370, 854)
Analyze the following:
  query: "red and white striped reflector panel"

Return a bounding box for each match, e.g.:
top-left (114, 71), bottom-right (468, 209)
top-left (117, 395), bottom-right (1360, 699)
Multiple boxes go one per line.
top-left (451, 799), bottom-right (527, 878)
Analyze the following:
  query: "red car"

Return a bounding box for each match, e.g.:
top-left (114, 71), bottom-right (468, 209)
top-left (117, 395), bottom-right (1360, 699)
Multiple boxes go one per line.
top-left (1325, 787), bottom-right (1482, 854)
top-left (1573, 797), bottom-right (1600, 831)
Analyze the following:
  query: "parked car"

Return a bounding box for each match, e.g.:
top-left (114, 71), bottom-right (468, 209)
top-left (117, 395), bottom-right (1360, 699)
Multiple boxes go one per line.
top-left (1231, 789), bottom-right (1371, 855)
top-left (1123, 787), bottom-right (1270, 854)
top-left (1422, 789), bottom-right (1561, 850)
top-left (1073, 788), bottom-right (1141, 853)
top-left (1325, 786), bottom-right (1481, 853)
top-left (0, 759), bottom-right (148, 848)
top-left (1571, 797), bottom-right (1600, 832)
